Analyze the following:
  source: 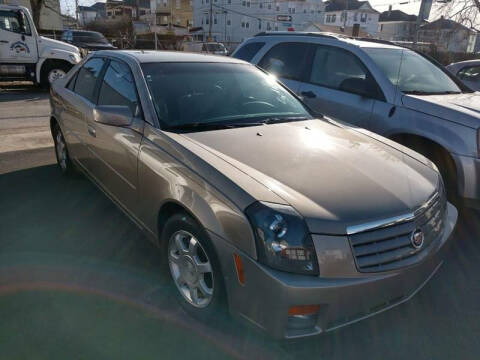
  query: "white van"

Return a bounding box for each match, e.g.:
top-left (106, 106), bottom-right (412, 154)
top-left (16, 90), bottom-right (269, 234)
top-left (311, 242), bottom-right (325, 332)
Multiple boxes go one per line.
top-left (182, 42), bottom-right (228, 56)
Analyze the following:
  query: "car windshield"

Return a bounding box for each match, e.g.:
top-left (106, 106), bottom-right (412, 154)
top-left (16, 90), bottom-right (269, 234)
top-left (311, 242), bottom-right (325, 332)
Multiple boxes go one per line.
top-left (141, 62), bottom-right (312, 130)
top-left (363, 48), bottom-right (462, 95)
top-left (206, 43), bottom-right (225, 52)
top-left (74, 31), bottom-right (108, 44)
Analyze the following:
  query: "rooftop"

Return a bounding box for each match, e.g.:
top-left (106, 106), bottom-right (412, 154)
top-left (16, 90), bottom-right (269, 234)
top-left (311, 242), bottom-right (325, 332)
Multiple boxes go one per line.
top-left (94, 50), bottom-right (246, 63)
top-left (324, 0), bottom-right (377, 12)
top-left (379, 10), bottom-right (417, 22)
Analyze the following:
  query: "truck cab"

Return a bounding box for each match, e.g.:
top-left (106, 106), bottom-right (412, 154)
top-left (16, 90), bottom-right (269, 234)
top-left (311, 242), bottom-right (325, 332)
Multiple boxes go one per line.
top-left (0, 5), bottom-right (81, 87)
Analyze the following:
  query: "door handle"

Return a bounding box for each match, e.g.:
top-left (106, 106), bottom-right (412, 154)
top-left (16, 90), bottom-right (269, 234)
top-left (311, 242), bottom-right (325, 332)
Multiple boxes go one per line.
top-left (0, 40), bottom-right (8, 44)
top-left (87, 125), bottom-right (96, 137)
top-left (300, 90), bottom-right (316, 99)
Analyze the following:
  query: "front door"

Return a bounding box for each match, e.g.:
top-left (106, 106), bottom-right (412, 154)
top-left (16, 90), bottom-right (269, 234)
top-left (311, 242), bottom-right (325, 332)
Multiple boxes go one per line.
top-left (0, 9), bottom-right (37, 64)
top-left (85, 59), bottom-right (144, 213)
top-left (298, 45), bottom-right (378, 128)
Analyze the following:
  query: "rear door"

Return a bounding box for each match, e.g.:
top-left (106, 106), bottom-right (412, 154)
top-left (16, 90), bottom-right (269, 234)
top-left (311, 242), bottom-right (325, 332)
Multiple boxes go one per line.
top-left (257, 42), bottom-right (311, 94)
top-left (86, 59), bottom-right (144, 213)
top-left (0, 9), bottom-right (37, 64)
top-left (297, 45), bottom-right (380, 127)
top-left (67, 57), bottom-right (106, 169)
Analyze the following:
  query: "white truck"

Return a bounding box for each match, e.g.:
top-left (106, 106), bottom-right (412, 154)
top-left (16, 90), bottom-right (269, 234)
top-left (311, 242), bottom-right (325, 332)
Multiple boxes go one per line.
top-left (0, 5), bottom-right (81, 87)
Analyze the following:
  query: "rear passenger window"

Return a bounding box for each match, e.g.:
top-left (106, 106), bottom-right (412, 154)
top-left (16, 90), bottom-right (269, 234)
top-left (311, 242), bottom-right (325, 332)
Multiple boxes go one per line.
top-left (98, 60), bottom-right (139, 115)
top-left (258, 42), bottom-right (310, 81)
top-left (233, 42), bottom-right (265, 62)
top-left (74, 58), bottom-right (105, 102)
top-left (66, 71), bottom-right (78, 91)
top-left (458, 66), bottom-right (480, 82)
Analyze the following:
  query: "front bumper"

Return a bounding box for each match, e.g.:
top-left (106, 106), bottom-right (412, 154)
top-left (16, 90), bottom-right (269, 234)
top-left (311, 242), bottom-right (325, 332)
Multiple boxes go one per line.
top-left (210, 203), bottom-right (458, 339)
top-left (452, 153), bottom-right (480, 208)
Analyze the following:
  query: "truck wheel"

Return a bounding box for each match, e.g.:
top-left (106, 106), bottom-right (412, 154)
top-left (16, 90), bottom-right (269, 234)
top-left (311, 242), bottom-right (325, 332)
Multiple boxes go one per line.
top-left (40, 61), bottom-right (71, 88)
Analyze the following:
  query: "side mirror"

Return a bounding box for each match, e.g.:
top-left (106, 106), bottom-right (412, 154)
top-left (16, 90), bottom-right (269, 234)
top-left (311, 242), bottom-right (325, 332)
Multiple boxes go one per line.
top-left (339, 77), bottom-right (376, 98)
top-left (94, 105), bottom-right (132, 127)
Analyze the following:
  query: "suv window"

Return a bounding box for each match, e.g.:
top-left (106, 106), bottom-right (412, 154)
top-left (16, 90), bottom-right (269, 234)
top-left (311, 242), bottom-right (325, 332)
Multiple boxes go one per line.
top-left (309, 46), bottom-right (373, 93)
top-left (233, 42), bottom-right (265, 62)
top-left (458, 66), bottom-right (480, 83)
top-left (258, 42), bottom-right (310, 81)
top-left (98, 60), bottom-right (139, 115)
top-left (74, 58), bottom-right (105, 102)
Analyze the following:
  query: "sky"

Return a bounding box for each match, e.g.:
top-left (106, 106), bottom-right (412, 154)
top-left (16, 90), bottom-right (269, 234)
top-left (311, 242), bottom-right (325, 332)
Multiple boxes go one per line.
top-left (58, 0), bottom-right (444, 20)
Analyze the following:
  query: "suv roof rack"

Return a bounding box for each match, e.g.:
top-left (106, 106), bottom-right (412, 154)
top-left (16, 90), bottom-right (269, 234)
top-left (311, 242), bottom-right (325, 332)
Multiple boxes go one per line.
top-left (254, 31), bottom-right (344, 40)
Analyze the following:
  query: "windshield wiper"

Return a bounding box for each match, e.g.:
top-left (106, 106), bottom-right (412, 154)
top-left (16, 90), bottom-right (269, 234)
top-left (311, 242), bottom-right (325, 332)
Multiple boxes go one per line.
top-left (404, 90), bottom-right (461, 95)
top-left (163, 121), bottom-right (266, 132)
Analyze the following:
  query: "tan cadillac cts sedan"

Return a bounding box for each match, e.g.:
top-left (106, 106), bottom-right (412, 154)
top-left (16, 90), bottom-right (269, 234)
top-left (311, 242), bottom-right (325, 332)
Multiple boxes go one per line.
top-left (49, 50), bottom-right (457, 339)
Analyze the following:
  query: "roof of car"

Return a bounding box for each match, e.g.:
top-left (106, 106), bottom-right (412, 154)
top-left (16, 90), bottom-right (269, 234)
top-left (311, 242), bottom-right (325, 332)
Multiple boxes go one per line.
top-left (253, 32), bottom-right (403, 49)
top-left (94, 50), bottom-right (246, 64)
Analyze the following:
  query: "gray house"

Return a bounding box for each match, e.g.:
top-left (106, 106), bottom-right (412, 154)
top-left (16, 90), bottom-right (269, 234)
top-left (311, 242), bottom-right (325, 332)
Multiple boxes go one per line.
top-left (417, 17), bottom-right (478, 54)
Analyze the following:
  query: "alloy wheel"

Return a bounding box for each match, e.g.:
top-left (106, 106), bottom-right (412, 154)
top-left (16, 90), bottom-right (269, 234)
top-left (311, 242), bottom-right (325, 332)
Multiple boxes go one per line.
top-left (168, 230), bottom-right (214, 308)
top-left (48, 69), bottom-right (66, 84)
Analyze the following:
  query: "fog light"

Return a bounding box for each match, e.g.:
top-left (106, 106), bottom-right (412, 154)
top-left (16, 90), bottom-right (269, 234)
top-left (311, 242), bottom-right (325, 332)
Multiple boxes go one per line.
top-left (287, 305), bottom-right (320, 331)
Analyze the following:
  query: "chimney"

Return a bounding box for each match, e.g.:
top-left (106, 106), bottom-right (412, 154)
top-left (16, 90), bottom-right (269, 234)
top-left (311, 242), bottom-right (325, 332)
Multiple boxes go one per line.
top-left (388, 5), bottom-right (392, 17)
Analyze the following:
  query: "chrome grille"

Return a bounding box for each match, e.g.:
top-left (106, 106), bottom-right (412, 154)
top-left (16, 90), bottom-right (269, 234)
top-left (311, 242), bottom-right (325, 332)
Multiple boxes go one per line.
top-left (349, 190), bottom-right (446, 273)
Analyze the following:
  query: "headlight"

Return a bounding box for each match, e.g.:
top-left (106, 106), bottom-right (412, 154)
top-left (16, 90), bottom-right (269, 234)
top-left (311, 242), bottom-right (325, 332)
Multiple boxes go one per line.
top-left (245, 201), bottom-right (319, 275)
top-left (69, 54), bottom-right (80, 63)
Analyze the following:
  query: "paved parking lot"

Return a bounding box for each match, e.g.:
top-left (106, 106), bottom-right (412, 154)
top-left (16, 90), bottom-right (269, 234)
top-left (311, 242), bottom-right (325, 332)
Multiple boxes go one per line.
top-left (1, 85), bottom-right (480, 359)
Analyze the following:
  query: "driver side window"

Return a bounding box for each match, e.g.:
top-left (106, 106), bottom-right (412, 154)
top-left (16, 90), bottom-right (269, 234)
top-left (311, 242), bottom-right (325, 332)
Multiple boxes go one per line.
top-left (309, 45), bottom-right (382, 100)
top-left (0, 10), bottom-right (22, 34)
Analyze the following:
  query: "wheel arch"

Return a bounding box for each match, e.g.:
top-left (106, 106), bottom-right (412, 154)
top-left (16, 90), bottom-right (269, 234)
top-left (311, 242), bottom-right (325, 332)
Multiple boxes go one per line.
top-left (389, 132), bottom-right (460, 193)
top-left (36, 58), bottom-right (73, 84)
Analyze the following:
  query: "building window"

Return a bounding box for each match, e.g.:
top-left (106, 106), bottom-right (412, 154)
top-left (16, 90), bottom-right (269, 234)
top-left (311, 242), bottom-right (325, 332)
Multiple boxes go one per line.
top-left (247, 1), bottom-right (250, 7)
top-left (258, 20), bottom-right (261, 29)
top-left (206, 18), bottom-right (209, 24)
top-left (241, 21), bottom-right (245, 28)
top-left (246, 21), bottom-right (249, 28)
top-left (214, 17), bottom-right (217, 24)
top-left (242, 0), bottom-right (246, 6)
top-left (227, 0), bottom-right (231, 3)
top-left (276, 5), bottom-right (280, 11)
top-left (361, 13), bottom-right (367, 22)
top-left (332, 14), bottom-right (336, 22)
top-left (227, 19), bottom-right (231, 26)
top-left (354, 12), bottom-right (358, 21)
top-left (176, 0), bottom-right (180, 9)
top-left (259, 3), bottom-right (263, 8)
top-left (326, 15), bottom-right (330, 23)
top-left (267, 22), bottom-right (271, 30)
top-left (267, 4), bottom-right (271, 9)
top-left (303, 9), bottom-right (306, 13)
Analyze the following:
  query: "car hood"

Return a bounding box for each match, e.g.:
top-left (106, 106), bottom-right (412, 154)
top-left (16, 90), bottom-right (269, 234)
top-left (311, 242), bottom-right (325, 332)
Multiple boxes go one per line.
top-left (180, 119), bottom-right (439, 235)
top-left (402, 92), bottom-right (480, 128)
top-left (76, 42), bottom-right (116, 50)
top-left (39, 36), bottom-right (80, 54)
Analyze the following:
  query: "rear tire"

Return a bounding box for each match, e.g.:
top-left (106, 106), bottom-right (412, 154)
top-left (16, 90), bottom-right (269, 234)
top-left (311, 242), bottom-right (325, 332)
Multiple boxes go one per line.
top-left (161, 213), bottom-right (226, 322)
top-left (52, 122), bottom-right (76, 176)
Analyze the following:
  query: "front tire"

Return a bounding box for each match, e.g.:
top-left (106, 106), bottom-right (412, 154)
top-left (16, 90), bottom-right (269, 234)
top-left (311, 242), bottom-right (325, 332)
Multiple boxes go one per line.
top-left (40, 61), bottom-right (71, 88)
top-left (162, 213), bottom-right (226, 321)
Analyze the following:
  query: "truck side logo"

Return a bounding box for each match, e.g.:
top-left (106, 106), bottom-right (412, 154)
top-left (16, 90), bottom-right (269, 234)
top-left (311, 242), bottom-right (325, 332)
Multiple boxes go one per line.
top-left (10, 41), bottom-right (30, 55)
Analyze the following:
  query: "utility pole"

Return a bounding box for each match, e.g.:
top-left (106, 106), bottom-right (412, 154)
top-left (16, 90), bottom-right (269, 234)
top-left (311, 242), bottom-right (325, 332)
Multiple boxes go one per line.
top-left (208, 0), bottom-right (213, 41)
top-left (154, 2), bottom-right (158, 50)
top-left (343, 0), bottom-right (348, 29)
top-left (75, 0), bottom-right (79, 28)
top-left (415, 0), bottom-right (432, 43)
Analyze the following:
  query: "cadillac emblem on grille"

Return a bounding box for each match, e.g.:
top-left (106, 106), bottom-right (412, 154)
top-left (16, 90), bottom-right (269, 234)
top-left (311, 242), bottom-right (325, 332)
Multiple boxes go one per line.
top-left (411, 229), bottom-right (424, 249)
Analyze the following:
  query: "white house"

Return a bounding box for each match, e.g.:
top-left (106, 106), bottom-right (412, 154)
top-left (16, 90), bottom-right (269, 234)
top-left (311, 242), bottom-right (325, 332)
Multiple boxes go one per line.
top-left (78, 2), bottom-right (106, 26)
top-left (377, 9), bottom-right (418, 41)
top-left (192, 0), bottom-right (324, 46)
top-left (323, 0), bottom-right (378, 36)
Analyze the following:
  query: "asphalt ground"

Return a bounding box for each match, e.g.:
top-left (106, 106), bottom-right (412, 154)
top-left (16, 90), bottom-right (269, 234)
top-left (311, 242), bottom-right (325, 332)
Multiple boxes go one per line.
top-left (0, 84), bottom-right (479, 360)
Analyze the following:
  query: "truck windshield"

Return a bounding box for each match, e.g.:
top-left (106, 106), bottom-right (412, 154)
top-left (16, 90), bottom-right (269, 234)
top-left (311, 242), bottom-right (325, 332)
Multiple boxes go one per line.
top-left (364, 48), bottom-right (462, 95)
top-left (141, 62), bottom-right (312, 130)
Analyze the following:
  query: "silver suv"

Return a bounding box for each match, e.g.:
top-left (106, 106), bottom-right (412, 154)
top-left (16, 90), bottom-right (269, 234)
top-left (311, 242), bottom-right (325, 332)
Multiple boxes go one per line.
top-left (233, 32), bottom-right (480, 209)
